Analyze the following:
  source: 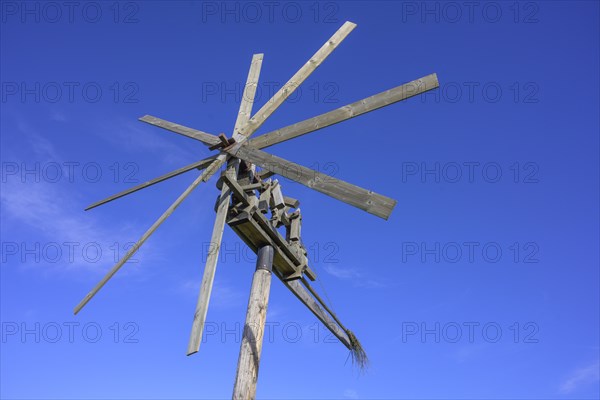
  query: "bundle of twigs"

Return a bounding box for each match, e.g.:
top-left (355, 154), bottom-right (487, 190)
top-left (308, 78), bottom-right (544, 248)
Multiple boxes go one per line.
top-left (346, 330), bottom-right (369, 371)
top-left (300, 278), bottom-right (369, 372)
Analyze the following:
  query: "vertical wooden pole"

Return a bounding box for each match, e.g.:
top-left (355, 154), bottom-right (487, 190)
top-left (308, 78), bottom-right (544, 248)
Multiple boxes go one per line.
top-left (232, 245), bottom-right (274, 400)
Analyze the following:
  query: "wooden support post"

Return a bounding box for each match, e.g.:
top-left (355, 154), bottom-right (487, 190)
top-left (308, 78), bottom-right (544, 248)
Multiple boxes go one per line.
top-left (233, 245), bottom-right (274, 400)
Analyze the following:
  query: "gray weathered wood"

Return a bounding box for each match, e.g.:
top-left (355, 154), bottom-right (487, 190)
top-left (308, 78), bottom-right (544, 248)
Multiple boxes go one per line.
top-left (277, 273), bottom-right (351, 349)
top-left (288, 212), bottom-right (301, 242)
top-left (232, 53), bottom-right (264, 142)
top-left (186, 164), bottom-right (233, 356)
top-left (228, 210), bottom-right (300, 279)
top-left (222, 174), bottom-right (250, 207)
top-left (139, 115), bottom-right (221, 147)
top-left (156, 21), bottom-right (354, 186)
top-left (187, 53), bottom-right (263, 356)
top-left (227, 145), bottom-right (397, 220)
top-left (233, 21), bottom-right (356, 141)
top-left (233, 245), bottom-right (274, 400)
top-left (85, 156), bottom-right (218, 211)
top-left (270, 180), bottom-right (285, 209)
top-left (247, 73), bottom-right (439, 149)
top-left (74, 169), bottom-right (211, 315)
top-left (283, 196), bottom-right (300, 209)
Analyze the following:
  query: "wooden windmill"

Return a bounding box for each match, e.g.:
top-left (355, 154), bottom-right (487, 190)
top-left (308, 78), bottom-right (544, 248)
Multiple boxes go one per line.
top-left (74, 21), bottom-right (439, 398)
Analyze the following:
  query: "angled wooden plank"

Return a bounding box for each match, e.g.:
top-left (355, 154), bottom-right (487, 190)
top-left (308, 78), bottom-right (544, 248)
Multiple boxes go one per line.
top-left (233, 21), bottom-right (357, 141)
top-left (74, 168), bottom-right (211, 315)
top-left (276, 273), bottom-right (351, 349)
top-left (222, 174), bottom-right (250, 207)
top-left (232, 53), bottom-right (263, 142)
top-left (85, 155), bottom-right (218, 211)
top-left (196, 22), bottom-right (356, 184)
top-left (247, 73), bottom-right (439, 149)
top-left (187, 54), bottom-right (263, 356)
top-left (139, 115), bottom-right (221, 147)
top-left (186, 165), bottom-right (232, 355)
top-left (226, 145), bottom-right (397, 220)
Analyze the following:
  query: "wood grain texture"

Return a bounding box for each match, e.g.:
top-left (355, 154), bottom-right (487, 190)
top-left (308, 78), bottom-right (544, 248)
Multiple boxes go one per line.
top-left (232, 53), bottom-right (264, 142)
top-left (186, 166), bottom-right (233, 356)
top-left (233, 21), bottom-right (356, 141)
top-left (277, 274), bottom-right (351, 349)
top-left (247, 73), bottom-right (439, 149)
top-left (227, 145), bottom-right (397, 220)
top-left (187, 53), bottom-right (264, 355)
top-left (139, 115), bottom-right (221, 147)
top-left (74, 168), bottom-right (211, 315)
top-left (232, 246), bottom-right (274, 400)
top-left (85, 156), bottom-right (217, 211)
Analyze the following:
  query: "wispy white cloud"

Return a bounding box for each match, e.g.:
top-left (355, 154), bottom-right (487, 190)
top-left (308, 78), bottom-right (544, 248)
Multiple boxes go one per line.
top-left (560, 360), bottom-right (600, 394)
top-left (1, 121), bottom-right (155, 274)
top-left (343, 388), bottom-right (359, 399)
top-left (323, 264), bottom-right (387, 289)
top-left (94, 117), bottom-right (200, 168)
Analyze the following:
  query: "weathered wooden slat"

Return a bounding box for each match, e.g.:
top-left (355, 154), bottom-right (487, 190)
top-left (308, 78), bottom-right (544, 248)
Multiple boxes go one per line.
top-left (276, 273), bottom-right (351, 349)
top-left (227, 146), bottom-right (397, 220)
top-left (222, 174), bottom-right (250, 207)
top-left (187, 53), bottom-right (264, 356)
top-left (232, 53), bottom-right (264, 142)
top-left (151, 20), bottom-right (354, 186)
top-left (283, 196), bottom-right (300, 209)
top-left (74, 169), bottom-right (211, 315)
top-left (256, 169), bottom-right (275, 180)
top-left (228, 210), bottom-right (299, 278)
top-left (139, 115), bottom-right (221, 147)
top-left (247, 73), bottom-right (439, 149)
top-left (85, 155), bottom-right (218, 211)
top-left (233, 21), bottom-right (356, 141)
top-left (186, 166), bottom-right (233, 356)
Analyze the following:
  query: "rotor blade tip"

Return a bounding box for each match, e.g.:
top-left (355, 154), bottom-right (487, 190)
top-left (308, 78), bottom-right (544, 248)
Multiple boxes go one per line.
top-left (186, 350), bottom-right (198, 357)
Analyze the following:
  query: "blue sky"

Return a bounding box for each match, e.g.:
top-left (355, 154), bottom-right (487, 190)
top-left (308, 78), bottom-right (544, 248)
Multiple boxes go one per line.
top-left (1, 1), bottom-right (599, 399)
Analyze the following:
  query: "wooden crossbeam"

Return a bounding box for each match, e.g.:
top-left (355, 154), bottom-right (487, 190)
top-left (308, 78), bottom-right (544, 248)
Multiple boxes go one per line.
top-left (221, 174), bottom-right (250, 207)
top-left (101, 72), bottom-right (434, 212)
top-left (84, 156), bottom-right (218, 211)
top-left (247, 73), bottom-right (439, 149)
top-left (276, 273), bottom-right (351, 349)
top-left (186, 161), bottom-right (234, 356)
top-left (74, 168), bottom-right (210, 315)
top-left (92, 22), bottom-right (354, 213)
top-left (226, 145), bottom-right (397, 220)
top-left (139, 115), bottom-right (221, 147)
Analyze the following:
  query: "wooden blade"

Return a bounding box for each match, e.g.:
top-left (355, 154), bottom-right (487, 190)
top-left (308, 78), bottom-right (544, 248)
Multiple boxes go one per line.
top-left (232, 53), bottom-right (264, 141)
top-left (161, 21), bottom-right (354, 184)
top-left (226, 145), bottom-right (397, 220)
top-left (85, 155), bottom-right (218, 211)
top-left (187, 54), bottom-right (263, 356)
top-left (247, 73), bottom-right (439, 149)
top-left (139, 115), bottom-right (221, 147)
top-left (275, 272), bottom-right (351, 349)
top-left (186, 178), bottom-right (231, 355)
top-left (73, 169), bottom-right (211, 315)
top-left (233, 21), bottom-right (356, 140)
